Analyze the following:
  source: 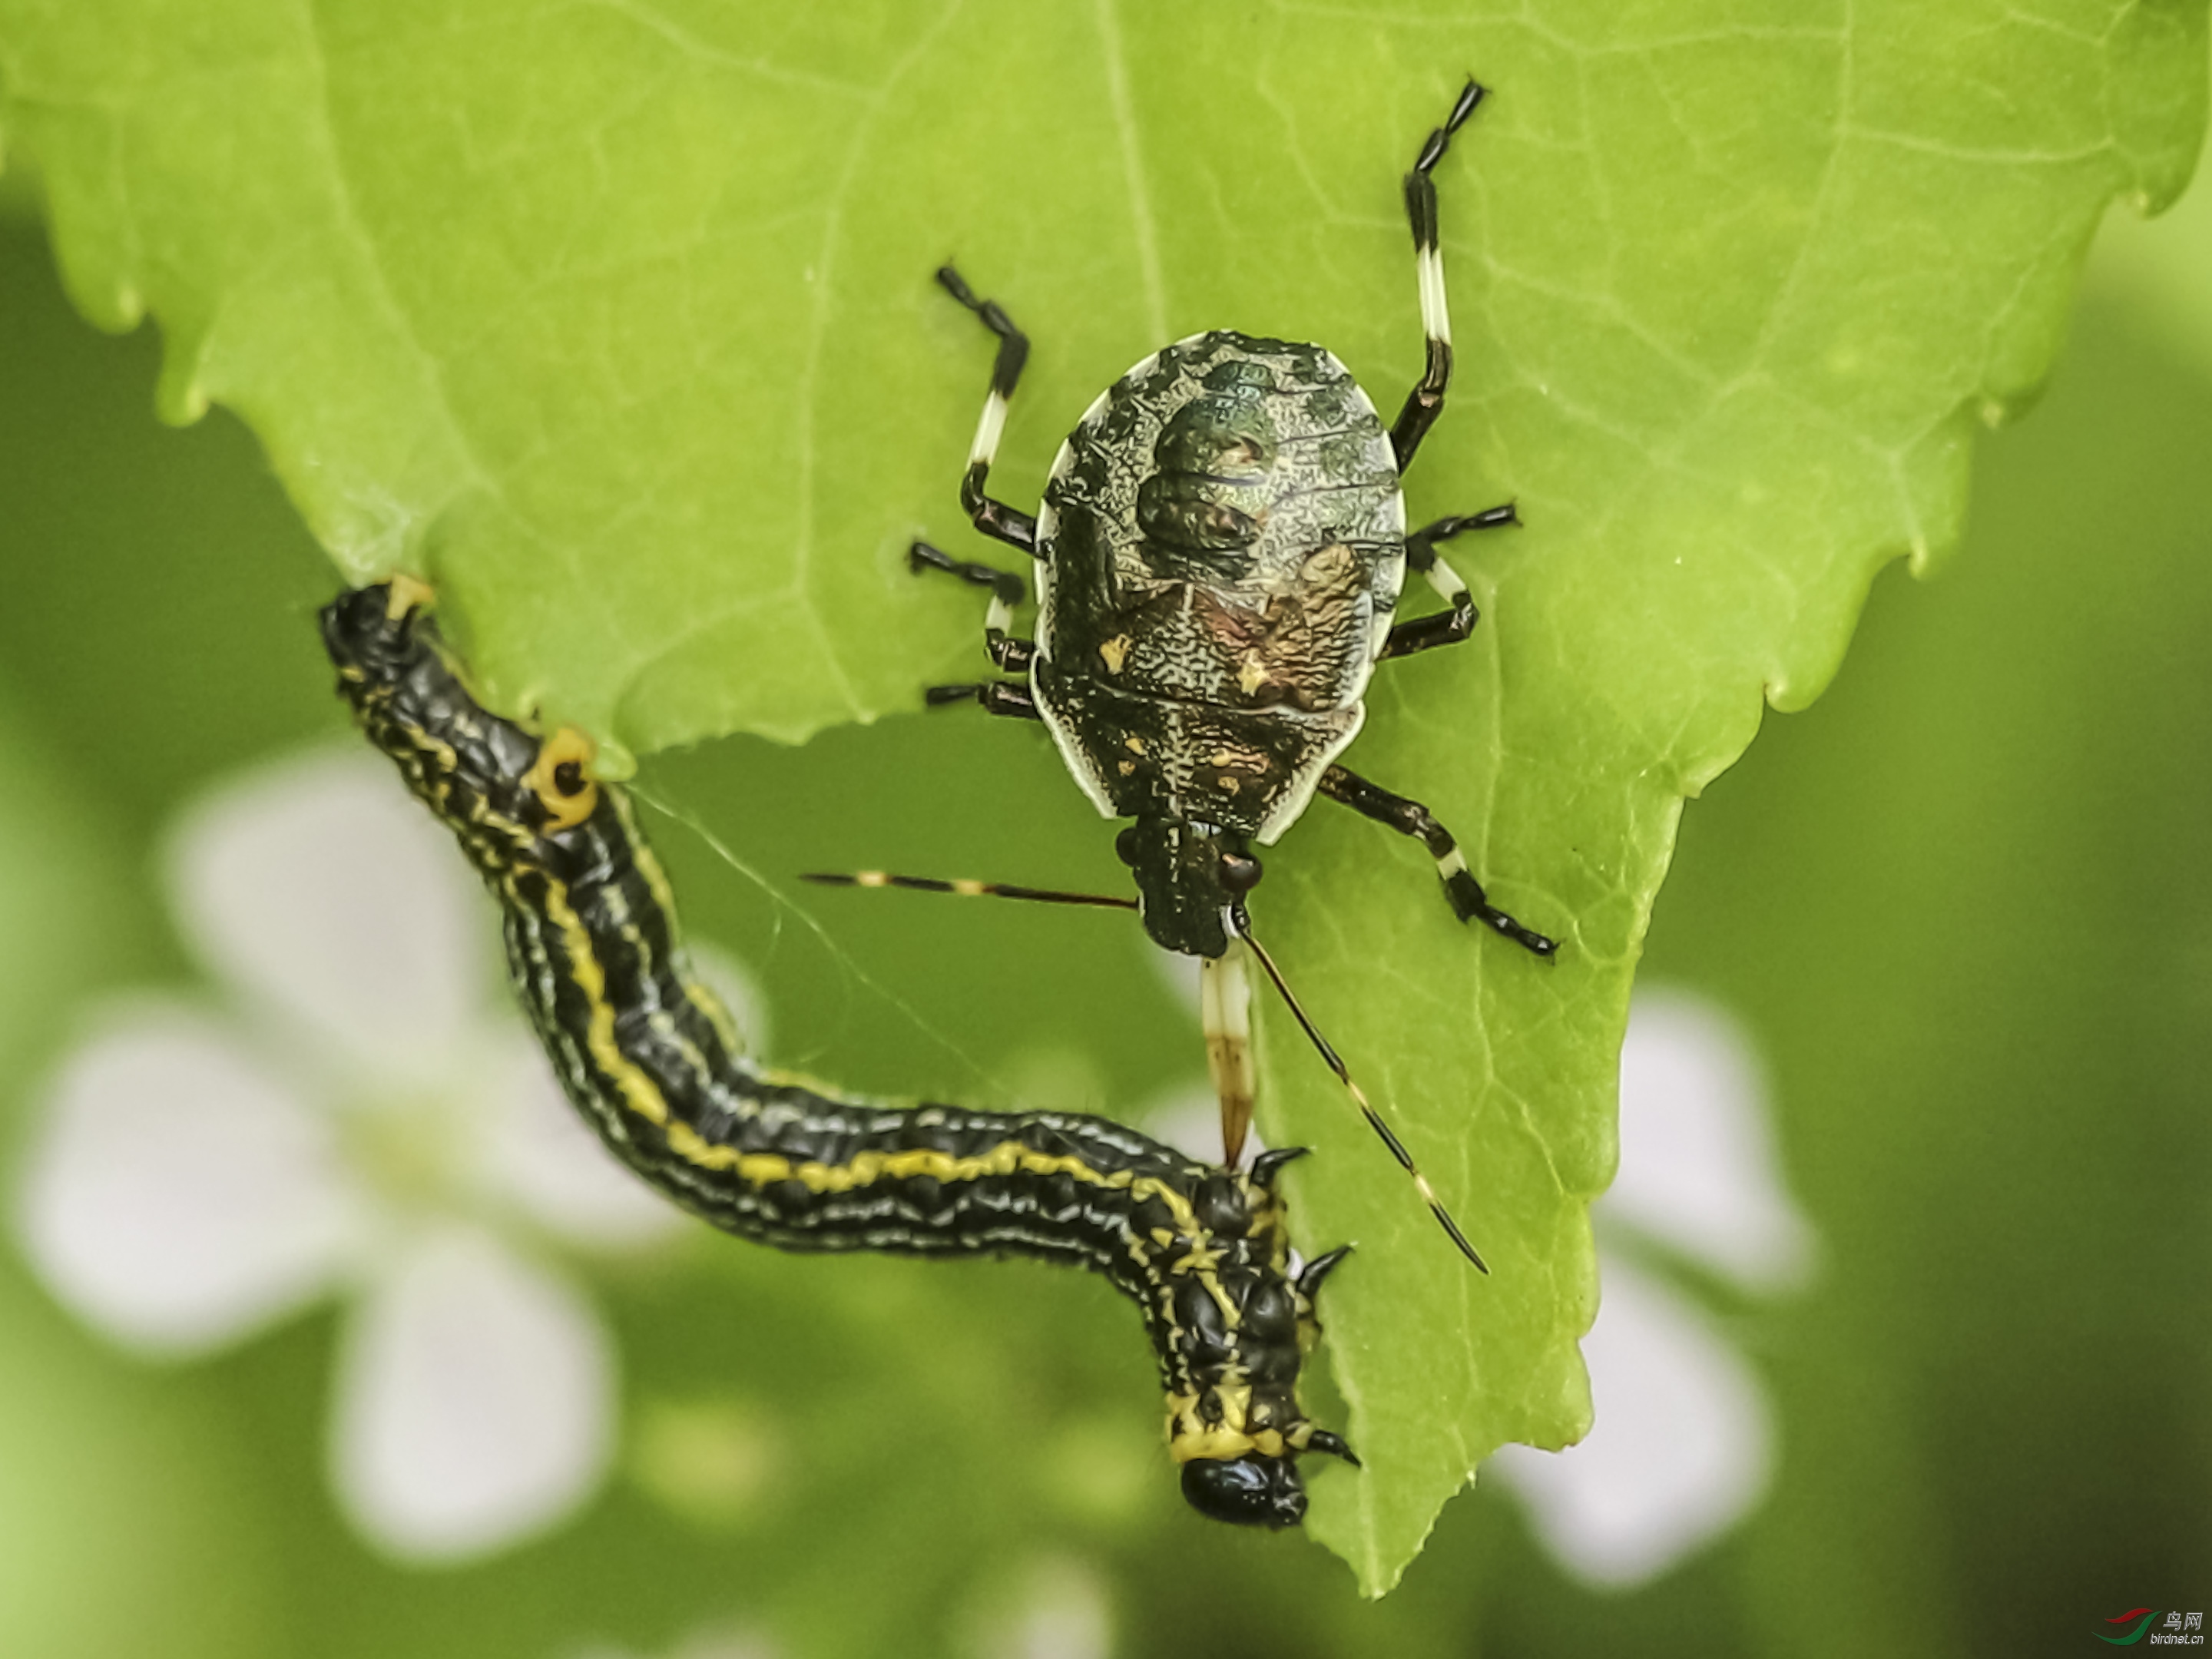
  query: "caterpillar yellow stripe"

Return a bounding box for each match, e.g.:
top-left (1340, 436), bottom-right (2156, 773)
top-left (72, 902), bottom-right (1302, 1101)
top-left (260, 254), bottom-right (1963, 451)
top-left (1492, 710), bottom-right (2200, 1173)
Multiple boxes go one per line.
top-left (320, 581), bottom-right (1356, 1527)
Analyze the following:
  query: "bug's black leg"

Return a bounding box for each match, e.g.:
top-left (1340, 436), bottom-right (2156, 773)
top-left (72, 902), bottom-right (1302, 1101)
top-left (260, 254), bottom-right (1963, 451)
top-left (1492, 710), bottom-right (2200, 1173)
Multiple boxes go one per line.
top-left (936, 266), bottom-right (1041, 555)
top-left (1381, 505), bottom-right (1519, 661)
top-left (1380, 506), bottom-right (1522, 664)
top-left (1316, 763), bottom-right (1556, 958)
top-left (1389, 78), bottom-right (1485, 471)
top-left (909, 539), bottom-right (1036, 672)
top-left (922, 680), bottom-right (1042, 721)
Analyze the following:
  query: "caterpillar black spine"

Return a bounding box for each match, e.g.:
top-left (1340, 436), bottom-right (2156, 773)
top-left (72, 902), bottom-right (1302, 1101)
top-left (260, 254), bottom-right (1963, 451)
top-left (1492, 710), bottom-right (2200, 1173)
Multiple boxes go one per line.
top-left (320, 578), bottom-right (1355, 1527)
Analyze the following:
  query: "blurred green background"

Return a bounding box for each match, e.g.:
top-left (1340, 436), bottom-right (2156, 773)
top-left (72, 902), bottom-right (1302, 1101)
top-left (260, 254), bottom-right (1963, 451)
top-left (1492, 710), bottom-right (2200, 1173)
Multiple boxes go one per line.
top-left (2, 127), bottom-right (2208, 1659)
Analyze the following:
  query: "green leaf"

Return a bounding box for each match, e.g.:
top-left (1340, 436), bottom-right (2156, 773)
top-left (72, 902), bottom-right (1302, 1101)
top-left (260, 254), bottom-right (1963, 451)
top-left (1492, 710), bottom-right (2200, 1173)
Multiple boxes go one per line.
top-left (2, 0), bottom-right (2200, 1594)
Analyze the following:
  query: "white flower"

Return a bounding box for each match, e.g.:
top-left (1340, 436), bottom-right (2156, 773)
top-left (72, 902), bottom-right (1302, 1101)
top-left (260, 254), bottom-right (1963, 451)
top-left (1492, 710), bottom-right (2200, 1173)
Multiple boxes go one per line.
top-left (1491, 985), bottom-right (1816, 1587)
top-left (1601, 989), bottom-right (1815, 1294)
top-left (13, 749), bottom-right (697, 1564)
top-left (980, 1558), bottom-right (1113, 1659)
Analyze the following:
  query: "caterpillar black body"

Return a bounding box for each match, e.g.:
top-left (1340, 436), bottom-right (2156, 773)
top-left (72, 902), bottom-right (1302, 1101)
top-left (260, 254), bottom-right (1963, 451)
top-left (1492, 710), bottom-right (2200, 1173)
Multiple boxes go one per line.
top-left (321, 579), bottom-right (1355, 1527)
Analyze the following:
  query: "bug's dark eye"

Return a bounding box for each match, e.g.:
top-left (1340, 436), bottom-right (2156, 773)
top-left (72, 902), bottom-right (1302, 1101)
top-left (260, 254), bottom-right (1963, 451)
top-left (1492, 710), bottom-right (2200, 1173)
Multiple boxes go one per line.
top-left (551, 760), bottom-right (585, 796)
top-left (1220, 851), bottom-right (1263, 894)
top-left (1115, 826), bottom-right (1144, 866)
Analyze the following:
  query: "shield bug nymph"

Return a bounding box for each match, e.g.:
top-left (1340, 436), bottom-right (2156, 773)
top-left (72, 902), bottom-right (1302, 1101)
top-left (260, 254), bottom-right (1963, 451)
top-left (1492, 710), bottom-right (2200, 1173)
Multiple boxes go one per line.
top-left (825, 78), bottom-right (1558, 1267)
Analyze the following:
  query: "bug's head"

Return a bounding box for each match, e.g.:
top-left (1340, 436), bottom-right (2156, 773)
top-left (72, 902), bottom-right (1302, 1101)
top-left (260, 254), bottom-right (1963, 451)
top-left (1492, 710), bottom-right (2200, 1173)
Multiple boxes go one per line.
top-left (1180, 1453), bottom-right (1306, 1528)
top-left (321, 581), bottom-right (602, 858)
top-left (1114, 820), bottom-right (1262, 959)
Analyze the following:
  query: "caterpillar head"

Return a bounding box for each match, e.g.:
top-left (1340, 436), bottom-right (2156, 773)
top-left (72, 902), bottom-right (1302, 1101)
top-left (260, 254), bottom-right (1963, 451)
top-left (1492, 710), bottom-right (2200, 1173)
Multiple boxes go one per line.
top-left (1181, 1452), bottom-right (1307, 1528)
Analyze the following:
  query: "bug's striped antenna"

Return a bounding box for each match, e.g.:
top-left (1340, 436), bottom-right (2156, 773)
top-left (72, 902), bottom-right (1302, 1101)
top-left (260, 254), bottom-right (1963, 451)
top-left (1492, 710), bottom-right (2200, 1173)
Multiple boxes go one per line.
top-left (1230, 905), bottom-right (1487, 1273)
top-left (800, 870), bottom-right (1138, 912)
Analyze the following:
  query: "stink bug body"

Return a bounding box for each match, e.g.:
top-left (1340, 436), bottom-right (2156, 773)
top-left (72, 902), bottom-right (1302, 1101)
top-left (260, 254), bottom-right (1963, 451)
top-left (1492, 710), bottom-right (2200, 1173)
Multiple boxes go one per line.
top-left (1035, 335), bottom-right (1399, 963)
top-left (843, 78), bottom-right (1558, 1265)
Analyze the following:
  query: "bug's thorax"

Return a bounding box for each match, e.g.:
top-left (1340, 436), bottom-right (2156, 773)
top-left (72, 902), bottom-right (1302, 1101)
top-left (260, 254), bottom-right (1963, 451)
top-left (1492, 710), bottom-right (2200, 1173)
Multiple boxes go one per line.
top-left (1030, 333), bottom-right (1405, 849)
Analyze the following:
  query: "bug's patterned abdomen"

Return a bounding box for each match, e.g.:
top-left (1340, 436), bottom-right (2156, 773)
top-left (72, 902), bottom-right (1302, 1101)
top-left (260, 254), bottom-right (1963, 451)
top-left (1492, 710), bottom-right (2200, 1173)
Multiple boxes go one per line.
top-left (320, 580), bottom-right (1354, 1528)
top-left (1037, 333), bottom-right (1406, 720)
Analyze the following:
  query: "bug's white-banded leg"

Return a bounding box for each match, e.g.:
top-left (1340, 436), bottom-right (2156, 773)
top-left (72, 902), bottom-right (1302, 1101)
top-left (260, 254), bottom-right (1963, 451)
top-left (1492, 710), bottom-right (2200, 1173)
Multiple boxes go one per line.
top-left (1201, 944), bottom-right (1258, 1167)
top-left (922, 679), bottom-right (1042, 721)
top-left (1316, 763), bottom-right (1556, 958)
top-left (909, 538), bottom-right (1035, 674)
top-left (1389, 78), bottom-right (1485, 471)
top-left (1381, 505), bottom-right (1520, 661)
top-left (937, 266), bottom-right (1041, 555)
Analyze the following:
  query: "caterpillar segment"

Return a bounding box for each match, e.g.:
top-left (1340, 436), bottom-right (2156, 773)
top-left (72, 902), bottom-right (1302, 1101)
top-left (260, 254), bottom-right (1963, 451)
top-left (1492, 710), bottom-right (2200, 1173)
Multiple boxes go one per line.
top-left (320, 581), bottom-right (1356, 1527)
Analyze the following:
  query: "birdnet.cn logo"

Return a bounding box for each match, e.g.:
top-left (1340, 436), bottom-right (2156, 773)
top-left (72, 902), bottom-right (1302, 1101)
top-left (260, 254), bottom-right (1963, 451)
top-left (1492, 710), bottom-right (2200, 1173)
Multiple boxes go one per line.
top-left (2098, 1610), bottom-right (2204, 1646)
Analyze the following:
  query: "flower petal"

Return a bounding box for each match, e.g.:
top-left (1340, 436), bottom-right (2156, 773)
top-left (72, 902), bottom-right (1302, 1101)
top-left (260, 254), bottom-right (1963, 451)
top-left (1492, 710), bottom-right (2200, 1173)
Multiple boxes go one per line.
top-left (690, 940), bottom-right (772, 1058)
top-left (1141, 1081), bottom-right (1265, 1168)
top-left (473, 1031), bottom-right (686, 1249)
top-left (330, 1226), bottom-right (613, 1561)
top-left (1150, 947), bottom-right (1203, 1015)
top-left (1608, 988), bottom-right (1816, 1291)
top-left (167, 750), bottom-right (488, 1084)
top-left (1490, 1257), bottom-right (1773, 1586)
top-left (14, 1009), bottom-right (365, 1355)
top-left (994, 1558), bottom-right (1112, 1659)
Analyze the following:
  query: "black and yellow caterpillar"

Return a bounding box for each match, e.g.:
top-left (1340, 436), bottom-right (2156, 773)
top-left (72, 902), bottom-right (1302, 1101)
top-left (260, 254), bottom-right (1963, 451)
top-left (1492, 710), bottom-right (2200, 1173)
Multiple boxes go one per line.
top-left (321, 580), bottom-right (1356, 1526)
